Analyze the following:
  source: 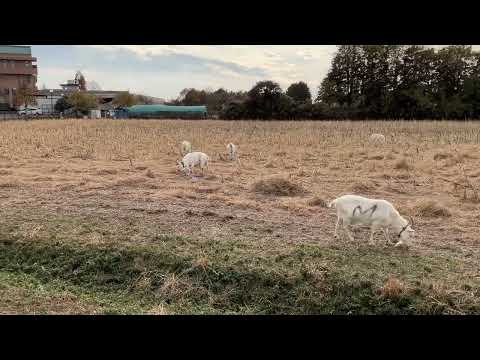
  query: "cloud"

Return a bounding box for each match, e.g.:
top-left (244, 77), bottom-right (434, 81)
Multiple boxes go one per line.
top-left (38, 45), bottom-right (480, 99)
top-left (38, 66), bottom-right (77, 85)
top-left (87, 45), bottom-right (336, 88)
top-left (36, 45), bottom-right (339, 98)
top-left (297, 51), bottom-right (314, 60)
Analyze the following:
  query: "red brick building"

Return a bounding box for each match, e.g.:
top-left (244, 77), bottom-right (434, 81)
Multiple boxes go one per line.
top-left (0, 45), bottom-right (38, 110)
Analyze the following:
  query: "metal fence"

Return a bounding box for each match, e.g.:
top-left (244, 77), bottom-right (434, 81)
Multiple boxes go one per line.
top-left (0, 113), bottom-right (215, 121)
top-left (0, 113), bottom-right (63, 121)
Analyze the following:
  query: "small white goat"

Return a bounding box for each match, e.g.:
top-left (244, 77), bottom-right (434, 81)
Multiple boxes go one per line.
top-left (226, 143), bottom-right (237, 161)
top-left (181, 141), bottom-right (192, 156)
top-left (177, 151), bottom-right (209, 176)
top-left (328, 194), bottom-right (415, 247)
top-left (369, 133), bottom-right (386, 145)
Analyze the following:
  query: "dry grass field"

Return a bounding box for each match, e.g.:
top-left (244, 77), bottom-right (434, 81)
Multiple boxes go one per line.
top-left (1, 119), bottom-right (479, 314)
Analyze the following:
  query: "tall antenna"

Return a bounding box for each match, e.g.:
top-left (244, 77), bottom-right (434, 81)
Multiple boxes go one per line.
top-left (75, 71), bottom-right (87, 91)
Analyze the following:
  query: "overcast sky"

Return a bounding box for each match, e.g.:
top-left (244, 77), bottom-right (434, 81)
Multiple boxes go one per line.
top-left (32, 45), bottom-right (480, 101)
top-left (32, 45), bottom-right (338, 100)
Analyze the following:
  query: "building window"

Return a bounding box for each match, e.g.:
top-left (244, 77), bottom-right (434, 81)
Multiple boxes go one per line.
top-left (25, 61), bottom-right (30, 67)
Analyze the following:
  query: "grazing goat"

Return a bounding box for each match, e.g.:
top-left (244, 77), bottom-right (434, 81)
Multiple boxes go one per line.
top-left (369, 133), bottom-right (386, 145)
top-left (181, 141), bottom-right (192, 156)
top-left (226, 143), bottom-right (237, 161)
top-left (177, 151), bottom-right (209, 176)
top-left (328, 194), bottom-right (415, 247)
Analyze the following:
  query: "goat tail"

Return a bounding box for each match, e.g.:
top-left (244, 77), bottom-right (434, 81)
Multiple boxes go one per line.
top-left (327, 199), bottom-right (337, 208)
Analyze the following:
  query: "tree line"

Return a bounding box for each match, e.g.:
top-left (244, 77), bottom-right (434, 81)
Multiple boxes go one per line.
top-left (172, 45), bottom-right (480, 120)
top-left (53, 45), bottom-right (480, 120)
top-left (318, 45), bottom-right (480, 120)
top-left (169, 81), bottom-right (315, 120)
top-left (54, 92), bottom-right (150, 115)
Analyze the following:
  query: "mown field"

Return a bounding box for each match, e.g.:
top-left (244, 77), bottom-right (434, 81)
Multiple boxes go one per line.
top-left (0, 119), bottom-right (479, 314)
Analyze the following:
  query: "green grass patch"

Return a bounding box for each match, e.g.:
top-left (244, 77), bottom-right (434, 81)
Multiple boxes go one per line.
top-left (0, 210), bottom-right (479, 314)
top-left (1, 235), bottom-right (479, 314)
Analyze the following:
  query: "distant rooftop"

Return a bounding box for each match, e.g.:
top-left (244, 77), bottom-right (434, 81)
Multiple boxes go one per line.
top-left (0, 45), bottom-right (31, 55)
top-left (37, 88), bottom-right (127, 96)
top-left (128, 104), bottom-right (207, 114)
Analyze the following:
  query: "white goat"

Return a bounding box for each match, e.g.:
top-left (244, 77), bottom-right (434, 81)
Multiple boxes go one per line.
top-left (181, 141), bottom-right (192, 156)
top-left (177, 151), bottom-right (209, 176)
top-left (328, 194), bottom-right (415, 247)
top-left (369, 133), bottom-right (386, 145)
top-left (226, 143), bottom-right (237, 161)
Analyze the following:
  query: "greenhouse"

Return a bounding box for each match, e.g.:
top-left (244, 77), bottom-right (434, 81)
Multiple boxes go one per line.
top-left (126, 104), bottom-right (207, 119)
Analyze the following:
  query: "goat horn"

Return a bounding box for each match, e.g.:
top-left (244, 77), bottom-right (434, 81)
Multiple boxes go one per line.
top-left (409, 216), bottom-right (415, 228)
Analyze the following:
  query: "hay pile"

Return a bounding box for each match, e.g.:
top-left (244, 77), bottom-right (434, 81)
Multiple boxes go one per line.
top-left (413, 200), bottom-right (451, 218)
top-left (306, 196), bottom-right (328, 207)
top-left (252, 177), bottom-right (305, 197)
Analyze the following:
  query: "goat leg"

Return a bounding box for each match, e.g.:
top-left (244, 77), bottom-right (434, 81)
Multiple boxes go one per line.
top-left (383, 228), bottom-right (390, 243)
top-left (368, 226), bottom-right (377, 245)
top-left (342, 221), bottom-right (354, 241)
top-left (334, 217), bottom-right (341, 238)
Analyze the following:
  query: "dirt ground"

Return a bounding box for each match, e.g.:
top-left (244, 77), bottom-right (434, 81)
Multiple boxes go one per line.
top-left (1, 119), bottom-right (479, 314)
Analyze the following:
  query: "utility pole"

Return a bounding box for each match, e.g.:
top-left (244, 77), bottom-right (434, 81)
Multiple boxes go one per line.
top-left (49, 89), bottom-right (53, 115)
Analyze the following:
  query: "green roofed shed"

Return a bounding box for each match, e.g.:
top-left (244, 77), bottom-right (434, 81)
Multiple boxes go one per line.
top-left (126, 104), bottom-right (207, 119)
